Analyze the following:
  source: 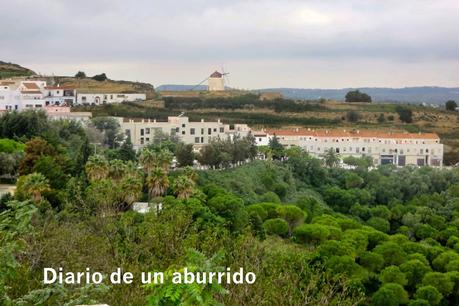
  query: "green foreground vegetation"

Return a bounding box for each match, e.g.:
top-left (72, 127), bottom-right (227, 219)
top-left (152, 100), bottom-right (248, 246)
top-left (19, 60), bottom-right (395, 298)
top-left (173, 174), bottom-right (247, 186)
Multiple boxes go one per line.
top-left (1, 111), bottom-right (459, 305)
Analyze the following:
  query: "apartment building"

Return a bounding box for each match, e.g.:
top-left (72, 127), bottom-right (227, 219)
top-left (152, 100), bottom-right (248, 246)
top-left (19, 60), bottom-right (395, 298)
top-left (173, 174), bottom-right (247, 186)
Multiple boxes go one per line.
top-left (76, 93), bottom-right (146, 105)
top-left (118, 116), bottom-right (251, 150)
top-left (255, 128), bottom-right (443, 167)
top-left (0, 80), bottom-right (75, 111)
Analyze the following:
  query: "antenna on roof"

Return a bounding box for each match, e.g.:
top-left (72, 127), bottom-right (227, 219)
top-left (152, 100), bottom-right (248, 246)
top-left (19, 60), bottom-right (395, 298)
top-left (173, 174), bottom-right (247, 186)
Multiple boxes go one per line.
top-left (178, 112), bottom-right (185, 117)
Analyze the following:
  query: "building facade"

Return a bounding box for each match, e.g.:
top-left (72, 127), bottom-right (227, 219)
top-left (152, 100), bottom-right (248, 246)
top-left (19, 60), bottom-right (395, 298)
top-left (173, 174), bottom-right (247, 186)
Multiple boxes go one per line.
top-left (254, 128), bottom-right (443, 167)
top-left (118, 116), bottom-right (251, 150)
top-left (75, 93), bottom-right (146, 105)
top-left (0, 80), bottom-right (75, 111)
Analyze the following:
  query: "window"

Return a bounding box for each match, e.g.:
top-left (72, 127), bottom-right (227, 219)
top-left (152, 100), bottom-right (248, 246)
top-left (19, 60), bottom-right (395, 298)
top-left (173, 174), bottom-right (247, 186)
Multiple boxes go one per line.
top-left (182, 131), bottom-right (185, 135)
top-left (146, 128), bottom-right (150, 134)
top-left (213, 128), bottom-right (217, 132)
top-left (175, 127), bottom-right (179, 132)
top-left (201, 137), bottom-right (204, 143)
top-left (220, 127), bottom-right (224, 133)
top-left (190, 128), bottom-right (195, 135)
top-left (140, 138), bottom-right (144, 145)
top-left (140, 129), bottom-right (144, 136)
top-left (208, 128), bottom-right (212, 135)
top-left (146, 138), bottom-right (150, 142)
top-left (182, 124), bottom-right (186, 128)
top-left (201, 128), bottom-right (204, 134)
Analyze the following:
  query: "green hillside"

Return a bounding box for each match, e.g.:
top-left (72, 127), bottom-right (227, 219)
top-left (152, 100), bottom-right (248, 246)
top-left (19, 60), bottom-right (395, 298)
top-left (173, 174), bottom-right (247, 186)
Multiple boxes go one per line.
top-left (0, 61), bottom-right (35, 79)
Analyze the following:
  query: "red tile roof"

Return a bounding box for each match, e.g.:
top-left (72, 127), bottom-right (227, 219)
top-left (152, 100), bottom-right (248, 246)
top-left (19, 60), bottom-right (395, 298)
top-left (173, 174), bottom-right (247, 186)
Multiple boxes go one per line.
top-left (21, 91), bottom-right (42, 94)
top-left (265, 128), bottom-right (440, 140)
top-left (45, 86), bottom-right (74, 90)
top-left (22, 82), bottom-right (40, 90)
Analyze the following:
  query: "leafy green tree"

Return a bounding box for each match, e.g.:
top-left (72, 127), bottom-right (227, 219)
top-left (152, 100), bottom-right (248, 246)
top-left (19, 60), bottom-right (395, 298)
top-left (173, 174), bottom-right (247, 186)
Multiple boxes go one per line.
top-left (92, 73), bottom-right (108, 81)
top-left (75, 71), bottom-right (86, 78)
top-left (396, 106), bottom-right (413, 123)
top-left (145, 249), bottom-right (228, 306)
top-left (276, 205), bottom-right (306, 235)
top-left (345, 172), bottom-right (364, 189)
top-left (373, 242), bottom-right (407, 266)
top-left (372, 283), bottom-right (409, 306)
top-left (379, 266), bottom-right (408, 286)
top-left (432, 251), bottom-right (459, 272)
top-left (359, 251), bottom-right (384, 273)
top-left (263, 218), bottom-right (289, 237)
top-left (19, 172), bottom-right (51, 204)
top-left (422, 272), bottom-right (454, 296)
top-left (117, 137), bottom-right (136, 161)
top-left (268, 136), bottom-right (284, 160)
top-left (176, 143), bottom-right (195, 167)
top-left (207, 194), bottom-right (248, 232)
top-left (445, 100), bottom-right (457, 111)
top-left (367, 217), bottom-right (390, 233)
top-left (293, 224), bottom-right (330, 245)
top-left (346, 110), bottom-right (361, 122)
top-left (414, 286), bottom-right (443, 305)
top-left (345, 90), bottom-right (372, 103)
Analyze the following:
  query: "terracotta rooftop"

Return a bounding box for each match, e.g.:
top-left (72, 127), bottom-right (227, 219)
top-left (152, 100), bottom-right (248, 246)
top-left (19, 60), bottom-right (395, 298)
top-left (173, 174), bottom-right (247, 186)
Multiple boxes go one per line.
top-left (45, 86), bottom-right (74, 90)
top-left (21, 90), bottom-right (42, 94)
top-left (265, 128), bottom-right (440, 140)
top-left (22, 82), bottom-right (41, 90)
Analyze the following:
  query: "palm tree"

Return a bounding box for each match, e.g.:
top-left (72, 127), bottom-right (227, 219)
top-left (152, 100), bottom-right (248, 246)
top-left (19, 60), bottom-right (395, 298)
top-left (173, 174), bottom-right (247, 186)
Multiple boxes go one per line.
top-left (139, 148), bottom-right (158, 173)
top-left (157, 149), bottom-right (173, 171)
top-left (119, 176), bottom-right (143, 206)
top-left (22, 172), bottom-right (50, 203)
top-left (323, 148), bottom-right (340, 168)
top-left (146, 167), bottom-right (169, 198)
top-left (109, 159), bottom-right (126, 181)
top-left (85, 155), bottom-right (109, 181)
top-left (173, 175), bottom-right (195, 200)
top-left (184, 166), bottom-right (198, 182)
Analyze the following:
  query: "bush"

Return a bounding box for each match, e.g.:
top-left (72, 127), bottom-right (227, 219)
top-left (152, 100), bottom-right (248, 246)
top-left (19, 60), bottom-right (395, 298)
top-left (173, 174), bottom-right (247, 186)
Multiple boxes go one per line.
top-left (372, 283), bottom-right (409, 306)
top-left (293, 224), bottom-right (330, 245)
top-left (263, 218), bottom-right (289, 237)
top-left (414, 286), bottom-right (443, 305)
top-left (345, 90), bottom-right (372, 103)
top-left (396, 106), bottom-right (413, 123)
top-left (92, 73), bottom-right (108, 81)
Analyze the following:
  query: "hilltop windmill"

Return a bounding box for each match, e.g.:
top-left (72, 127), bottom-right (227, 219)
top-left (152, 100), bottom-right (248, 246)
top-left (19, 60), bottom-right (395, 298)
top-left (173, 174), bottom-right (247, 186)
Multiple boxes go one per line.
top-left (191, 69), bottom-right (230, 91)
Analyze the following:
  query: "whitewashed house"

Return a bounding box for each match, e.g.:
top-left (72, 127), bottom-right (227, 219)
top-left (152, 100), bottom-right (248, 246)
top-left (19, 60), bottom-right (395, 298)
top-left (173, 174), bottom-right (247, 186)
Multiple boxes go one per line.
top-left (75, 93), bottom-right (146, 105)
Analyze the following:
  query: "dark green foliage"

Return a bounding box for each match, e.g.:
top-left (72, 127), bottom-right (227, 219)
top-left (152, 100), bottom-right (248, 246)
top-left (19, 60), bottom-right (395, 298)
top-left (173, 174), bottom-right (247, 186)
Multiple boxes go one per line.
top-left (346, 110), bottom-right (361, 122)
top-left (92, 73), bottom-right (108, 81)
top-left (175, 143), bottom-right (195, 167)
top-left (396, 106), bottom-right (413, 123)
top-left (345, 90), bottom-right (372, 103)
top-left (75, 71), bottom-right (86, 78)
top-left (445, 100), bottom-right (457, 111)
top-left (263, 218), bottom-right (289, 237)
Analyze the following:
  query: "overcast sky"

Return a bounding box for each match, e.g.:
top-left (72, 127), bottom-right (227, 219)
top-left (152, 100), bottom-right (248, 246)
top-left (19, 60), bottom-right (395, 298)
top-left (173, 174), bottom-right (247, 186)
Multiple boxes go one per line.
top-left (1, 0), bottom-right (459, 89)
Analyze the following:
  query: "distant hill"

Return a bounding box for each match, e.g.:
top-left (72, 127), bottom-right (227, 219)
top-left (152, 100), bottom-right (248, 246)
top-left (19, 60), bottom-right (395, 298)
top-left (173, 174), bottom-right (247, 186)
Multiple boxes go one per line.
top-left (0, 61), bottom-right (35, 79)
top-left (158, 84), bottom-right (459, 104)
top-left (257, 87), bottom-right (459, 104)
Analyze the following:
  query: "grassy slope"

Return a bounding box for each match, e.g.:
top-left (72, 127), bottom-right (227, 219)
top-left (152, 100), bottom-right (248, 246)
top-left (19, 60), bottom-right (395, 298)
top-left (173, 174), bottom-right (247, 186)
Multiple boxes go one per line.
top-left (0, 61), bottom-right (35, 79)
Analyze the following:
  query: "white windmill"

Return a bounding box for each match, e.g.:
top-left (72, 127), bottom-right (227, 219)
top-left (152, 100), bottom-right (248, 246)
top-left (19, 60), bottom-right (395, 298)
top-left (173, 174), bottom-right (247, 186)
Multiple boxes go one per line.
top-left (191, 68), bottom-right (230, 91)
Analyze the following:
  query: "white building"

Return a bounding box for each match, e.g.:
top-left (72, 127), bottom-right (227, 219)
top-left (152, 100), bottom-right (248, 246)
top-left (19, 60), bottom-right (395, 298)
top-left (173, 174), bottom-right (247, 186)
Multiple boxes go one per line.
top-left (254, 128), bottom-right (444, 167)
top-left (44, 106), bottom-right (92, 122)
top-left (0, 80), bottom-right (75, 111)
top-left (208, 71), bottom-right (224, 91)
top-left (75, 93), bottom-right (146, 105)
top-left (118, 116), bottom-right (250, 150)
